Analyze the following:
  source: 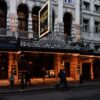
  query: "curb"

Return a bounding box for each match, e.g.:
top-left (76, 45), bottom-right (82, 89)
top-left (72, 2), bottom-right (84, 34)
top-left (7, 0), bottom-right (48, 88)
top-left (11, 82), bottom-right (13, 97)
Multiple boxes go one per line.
top-left (0, 83), bottom-right (100, 94)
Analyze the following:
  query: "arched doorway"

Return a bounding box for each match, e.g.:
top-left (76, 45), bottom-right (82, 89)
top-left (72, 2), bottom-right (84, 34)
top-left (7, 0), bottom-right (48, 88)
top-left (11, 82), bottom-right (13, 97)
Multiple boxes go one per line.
top-left (32, 6), bottom-right (40, 39)
top-left (0, 0), bottom-right (7, 35)
top-left (17, 4), bottom-right (28, 38)
top-left (63, 12), bottom-right (72, 36)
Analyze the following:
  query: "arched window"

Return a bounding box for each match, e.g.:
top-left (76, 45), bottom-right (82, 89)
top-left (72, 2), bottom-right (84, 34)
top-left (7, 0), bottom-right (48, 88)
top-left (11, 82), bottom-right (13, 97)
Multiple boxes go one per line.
top-left (0, 0), bottom-right (7, 28)
top-left (17, 4), bottom-right (28, 31)
top-left (32, 6), bottom-right (40, 37)
top-left (63, 12), bottom-right (72, 36)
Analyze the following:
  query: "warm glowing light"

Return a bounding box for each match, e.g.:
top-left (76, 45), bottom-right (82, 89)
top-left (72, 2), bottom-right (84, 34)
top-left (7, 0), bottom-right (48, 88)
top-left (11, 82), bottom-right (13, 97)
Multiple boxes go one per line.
top-left (72, 53), bottom-right (80, 56)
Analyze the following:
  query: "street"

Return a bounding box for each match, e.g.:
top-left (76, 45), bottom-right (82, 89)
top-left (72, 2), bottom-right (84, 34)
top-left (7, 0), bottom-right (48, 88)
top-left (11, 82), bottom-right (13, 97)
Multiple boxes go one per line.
top-left (1, 85), bottom-right (100, 100)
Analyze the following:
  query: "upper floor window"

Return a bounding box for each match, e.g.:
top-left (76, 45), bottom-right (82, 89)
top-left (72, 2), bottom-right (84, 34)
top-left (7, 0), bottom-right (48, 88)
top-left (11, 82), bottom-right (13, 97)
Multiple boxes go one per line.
top-left (64, 0), bottom-right (72, 3)
top-left (94, 21), bottom-right (100, 33)
top-left (83, 1), bottom-right (90, 10)
top-left (83, 19), bottom-right (90, 32)
top-left (94, 5), bottom-right (100, 13)
top-left (0, 9), bottom-right (6, 28)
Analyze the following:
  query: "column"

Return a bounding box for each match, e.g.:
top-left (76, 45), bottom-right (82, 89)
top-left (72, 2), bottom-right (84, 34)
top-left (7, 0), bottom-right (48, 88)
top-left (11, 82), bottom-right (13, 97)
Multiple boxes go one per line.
top-left (58, 0), bottom-right (63, 23)
top-left (8, 0), bottom-right (18, 38)
top-left (75, 0), bottom-right (81, 42)
top-left (54, 0), bottom-right (64, 41)
top-left (90, 59), bottom-right (94, 80)
top-left (28, 13), bottom-right (33, 39)
top-left (8, 53), bottom-right (18, 85)
top-left (70, 55), bottom-right (80, 80)
top-left (54, 54), bottom-right (63, 77)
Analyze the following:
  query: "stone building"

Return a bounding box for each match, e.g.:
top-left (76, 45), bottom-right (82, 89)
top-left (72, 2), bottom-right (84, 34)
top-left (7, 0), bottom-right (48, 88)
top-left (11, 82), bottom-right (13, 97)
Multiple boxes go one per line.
top-left (0, 0), bottom-right (100, 85)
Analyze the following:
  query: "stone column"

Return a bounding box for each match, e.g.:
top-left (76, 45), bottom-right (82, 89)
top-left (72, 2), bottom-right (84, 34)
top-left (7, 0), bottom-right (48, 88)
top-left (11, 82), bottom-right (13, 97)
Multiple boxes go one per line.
top-left (75, 0), bottom-right (81, 42)
top-left (7, 0), bottom-right (18, 38)
top-left (28, 13), bottom-right (33, 39)
top-left (54, 0), bottom-right (64, 41)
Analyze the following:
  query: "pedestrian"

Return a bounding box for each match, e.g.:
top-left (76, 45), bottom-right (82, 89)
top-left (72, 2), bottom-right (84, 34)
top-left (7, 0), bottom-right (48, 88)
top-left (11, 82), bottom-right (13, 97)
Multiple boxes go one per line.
top-left (20, 72), bottom-right (25, 89)
top-left (79, 74), bottom-right (83, 84)
top-left (42, 67), bottom-right (46, 84)
top-left (25, 71), bottom-right (31, 86)
top-left (9, 71), bottom-right (14, 88)
top-left (55, 69), bottom-right (68, 90)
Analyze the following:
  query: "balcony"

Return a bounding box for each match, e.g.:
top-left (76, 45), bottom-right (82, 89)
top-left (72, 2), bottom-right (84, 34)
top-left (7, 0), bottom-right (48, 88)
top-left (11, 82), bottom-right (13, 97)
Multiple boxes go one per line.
top-left (18, 30), bottom-right (28, 39)
top-left (81, 32), bottom-right (93, 40)
top-left (94, 33), bottom-right (100, 41)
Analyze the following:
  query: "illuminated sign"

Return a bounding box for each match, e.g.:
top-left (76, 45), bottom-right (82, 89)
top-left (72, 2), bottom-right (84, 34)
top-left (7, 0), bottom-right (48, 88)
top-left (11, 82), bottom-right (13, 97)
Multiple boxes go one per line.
top-left (39, 1), bottom-right (50, 38)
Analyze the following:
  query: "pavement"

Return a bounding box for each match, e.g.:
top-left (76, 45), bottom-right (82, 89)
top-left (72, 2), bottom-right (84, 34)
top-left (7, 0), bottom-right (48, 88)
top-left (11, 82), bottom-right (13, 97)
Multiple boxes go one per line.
top-left (0, 80), bottom-right (100, 94)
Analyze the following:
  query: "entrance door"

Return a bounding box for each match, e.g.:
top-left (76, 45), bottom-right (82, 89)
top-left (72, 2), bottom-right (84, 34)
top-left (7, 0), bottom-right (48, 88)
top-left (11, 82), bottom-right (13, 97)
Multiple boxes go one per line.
top-left (18, 53), bottom-right (54, 78)
top-left (0, 53), bottom-right (8, 79)
top-left (82, 63), bottom-right (91, 80)
top-left (64, 62), bottom-right (70, 77)
top-left (93, 59), bottom-right (100, 80)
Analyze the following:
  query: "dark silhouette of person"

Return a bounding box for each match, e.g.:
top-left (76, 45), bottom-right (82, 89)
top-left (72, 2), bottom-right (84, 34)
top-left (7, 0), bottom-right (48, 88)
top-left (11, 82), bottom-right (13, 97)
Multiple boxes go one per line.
top-left (42, 67), bottom-right (46, 84)
top-left (20, 72), bottom-right (25, 89)
top-left (9, 71), bottom-right (14, 88)
top-left (25, 71), bottom-right (31, 86)
top-left (55, 69), bottom-right (68, 90)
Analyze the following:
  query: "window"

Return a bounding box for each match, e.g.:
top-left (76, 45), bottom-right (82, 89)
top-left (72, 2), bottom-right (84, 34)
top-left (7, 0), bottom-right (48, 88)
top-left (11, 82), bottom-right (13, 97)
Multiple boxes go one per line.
top-left (83, 19), bottom-right (90, 32)
top-left (32, 15), bottom-right (38, 33)
top-left (0, 9), bottom-right (6, 28)
top-left (94, 21), bottom-right (100, 33)
top-left (64, 0), bottom-right (72, 3)
top-left (18, 12), bottom-right (27, 31)
top-left (83, 2), bottom-right (90, 10)
top-left (94, 5), bottom-right (100, 13)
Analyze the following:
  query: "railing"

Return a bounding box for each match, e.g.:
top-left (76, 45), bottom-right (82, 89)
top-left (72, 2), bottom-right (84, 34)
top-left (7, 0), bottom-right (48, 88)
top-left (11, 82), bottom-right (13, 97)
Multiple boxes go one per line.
top-left (18, 30), bottom-right (28, 39)
top-left (64, 35), bottom-right (72, 43)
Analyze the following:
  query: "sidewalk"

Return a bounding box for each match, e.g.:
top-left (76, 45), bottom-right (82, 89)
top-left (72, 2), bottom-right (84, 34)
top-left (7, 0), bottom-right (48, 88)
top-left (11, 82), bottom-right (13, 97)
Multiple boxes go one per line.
top-left (0, 80), bottom-right (100, 94)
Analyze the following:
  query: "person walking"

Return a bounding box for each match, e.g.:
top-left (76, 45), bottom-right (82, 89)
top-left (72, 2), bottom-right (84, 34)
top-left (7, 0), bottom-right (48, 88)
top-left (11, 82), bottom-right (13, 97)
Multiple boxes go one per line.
top-left (9, 71), bottom-right (14, 88)
top-left (55, 69), bottom-right (68, 90)
top-left (25, 71), bottom-right (31, 86)
top-left (20, 72), bottom-right (25, 89)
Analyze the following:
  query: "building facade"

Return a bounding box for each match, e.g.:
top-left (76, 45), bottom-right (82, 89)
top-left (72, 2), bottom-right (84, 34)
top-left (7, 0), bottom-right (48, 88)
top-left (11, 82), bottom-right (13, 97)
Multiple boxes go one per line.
top-left (0, 0), bottom-right (100, 85)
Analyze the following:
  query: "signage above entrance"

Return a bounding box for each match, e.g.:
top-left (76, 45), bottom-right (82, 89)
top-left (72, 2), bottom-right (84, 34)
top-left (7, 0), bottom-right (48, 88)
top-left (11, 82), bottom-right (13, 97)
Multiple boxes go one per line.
top-left (20, 39), bottom-right (83, 52)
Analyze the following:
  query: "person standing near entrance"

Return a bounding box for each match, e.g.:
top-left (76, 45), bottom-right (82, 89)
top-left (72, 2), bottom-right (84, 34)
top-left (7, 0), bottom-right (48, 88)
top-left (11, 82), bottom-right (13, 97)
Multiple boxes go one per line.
top-left (42, 67), bottom-right (46, 84)
top-left (55, 69), bottom-right (68, 90)
top-left (9, 71), bottom-right (14, 88)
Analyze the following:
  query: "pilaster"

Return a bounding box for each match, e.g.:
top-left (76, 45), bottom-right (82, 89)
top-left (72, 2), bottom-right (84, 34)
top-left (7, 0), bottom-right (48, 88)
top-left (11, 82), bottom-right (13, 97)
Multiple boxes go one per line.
top-left (70, 55), bottom-right (80, 80)
top-left (75, 0), bottom-right (81, 42)
top-left (28, 13), bottom-right (33, 39)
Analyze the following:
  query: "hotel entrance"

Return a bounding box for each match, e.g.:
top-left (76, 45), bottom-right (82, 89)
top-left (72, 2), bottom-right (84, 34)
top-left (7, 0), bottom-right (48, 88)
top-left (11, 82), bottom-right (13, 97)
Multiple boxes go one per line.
top-left (18, 53), bottom-right (54, 78)
top-left (0, 53), bottom-right (8, 79)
